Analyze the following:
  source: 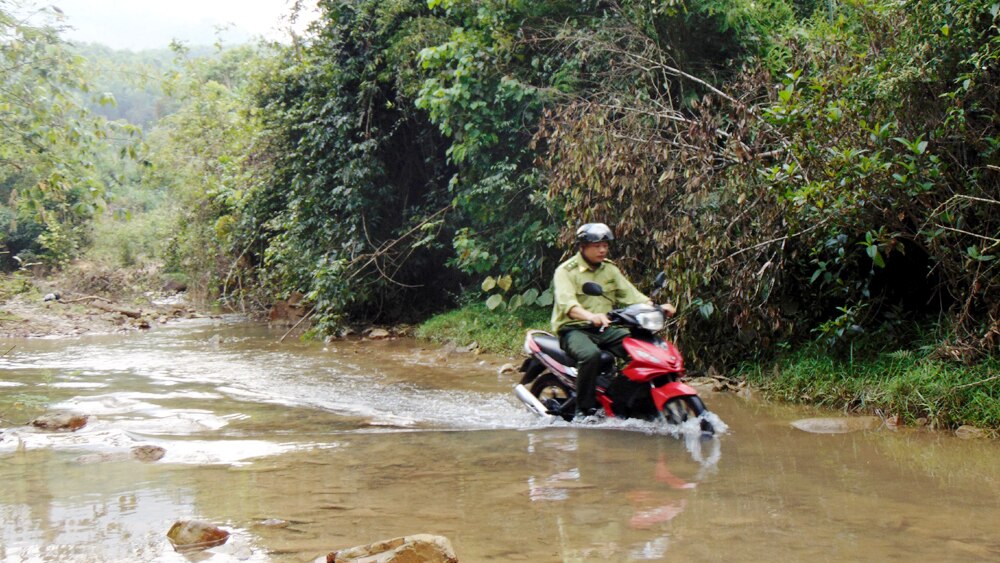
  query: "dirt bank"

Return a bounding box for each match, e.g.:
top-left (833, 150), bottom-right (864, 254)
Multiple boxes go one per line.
top-left (0, 265), bottom-right (204, 338)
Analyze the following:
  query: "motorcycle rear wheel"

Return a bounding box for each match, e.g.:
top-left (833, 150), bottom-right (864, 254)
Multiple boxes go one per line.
top-left (530, 372), bottom-right (572, 403)
top-left (662, 396), bottom-right (714, 435)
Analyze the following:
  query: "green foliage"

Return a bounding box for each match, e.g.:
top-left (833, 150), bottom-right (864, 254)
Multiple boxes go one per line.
top-left (537, 0), bottom-right (1000, 366)
top-left (71, 43), bottom-right (188, 128)
top-left (0, 2), bottom-right (136, 267)
top-left (415, 299), bottom-right (549, 354)
top-left (742, 347), bottom-right (1000, 432)
top-left (238, 0), bottom-right (458, 327)
top-left (480, 273), bottom-right (552, 311)
top-left (136, 43), bottom-right (273, 301)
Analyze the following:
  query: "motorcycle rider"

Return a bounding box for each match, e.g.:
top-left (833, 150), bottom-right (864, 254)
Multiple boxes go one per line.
top-left (552, 223), bottom-right (676, 419)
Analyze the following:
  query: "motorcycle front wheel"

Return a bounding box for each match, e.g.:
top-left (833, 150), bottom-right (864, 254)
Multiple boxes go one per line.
top-left (662, 396), bottom-right (714, 435)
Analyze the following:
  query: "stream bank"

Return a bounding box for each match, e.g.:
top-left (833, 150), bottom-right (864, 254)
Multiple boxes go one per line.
top-left (0, 266), bottom-right (203, 339)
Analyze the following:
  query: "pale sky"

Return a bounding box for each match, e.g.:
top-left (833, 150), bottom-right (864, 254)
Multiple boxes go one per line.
top-left (53, 0), bottom-right (320, 51)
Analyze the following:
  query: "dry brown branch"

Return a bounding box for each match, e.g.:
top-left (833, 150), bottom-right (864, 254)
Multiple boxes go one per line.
top-left (712, 220), bottom-right (829, 268)
top-left (345, 205), bottom-right (451, 284)
top-left (61, 295), bottom-right (113, 304)
top-left (279, 307), bottom-right (315, 343)
top-left (952, 373), bottom-right (1000, 390)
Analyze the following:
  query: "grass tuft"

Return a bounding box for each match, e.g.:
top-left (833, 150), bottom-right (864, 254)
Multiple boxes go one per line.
top-left (740, 346), bottom-right (1000, 432)
top-left (416, 302), bottom-right (549, 356)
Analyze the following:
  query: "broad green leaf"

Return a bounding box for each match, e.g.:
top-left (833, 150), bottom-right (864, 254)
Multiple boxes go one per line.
top-left (536, 289), bottom-right (553, 307)
top-left (521, 288), bottom-right (539, 306)
top-left (699, 301), bottom-right (715, 319)
top-left (485, 294), bottom-right (504, 310)
top-left (481, 276), bottom-right (496, 292)
top-left (497, 275), bottom-right (513, 292)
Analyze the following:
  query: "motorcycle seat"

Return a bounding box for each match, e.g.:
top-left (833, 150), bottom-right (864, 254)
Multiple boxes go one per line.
top-left (529, 331), bottom-right (576, 367)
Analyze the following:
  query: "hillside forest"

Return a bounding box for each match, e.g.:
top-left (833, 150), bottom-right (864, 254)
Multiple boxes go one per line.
top-left (2, 1), bottom-right (998, 426)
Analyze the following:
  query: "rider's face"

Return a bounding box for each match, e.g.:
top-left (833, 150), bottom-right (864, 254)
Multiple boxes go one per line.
top-left (581, 241), bottom-right (609, 265)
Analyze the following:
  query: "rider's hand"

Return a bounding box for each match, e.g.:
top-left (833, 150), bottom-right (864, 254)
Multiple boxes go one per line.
top-left (590, 313), bottom-right (612, 329)
top-left (661, 303), bottom-right (677, 317)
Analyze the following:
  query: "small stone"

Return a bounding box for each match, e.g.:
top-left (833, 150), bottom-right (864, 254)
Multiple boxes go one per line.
top-left (498, 363), bottom-right (517, 375)
top-left (30, 413), bottom-right (89, 432)
top-left (882, 413), bottom-right (903, 429)
top-left (167, 520), bottom-right (230, 552)
top-left (131, 445), bottom-right (166, 462)
top-left (330, 534), bottom-right (458, 563)
top-left (955, 425), bottom-right (986, 439)
top-left (255, 519), bottom-right (290, 528)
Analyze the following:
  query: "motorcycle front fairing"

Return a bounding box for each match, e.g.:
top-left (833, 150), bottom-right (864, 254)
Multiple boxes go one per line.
top-left (621, 334), bottom-right (699, 413)
top-left (621, 337), bottom-right (683, 381)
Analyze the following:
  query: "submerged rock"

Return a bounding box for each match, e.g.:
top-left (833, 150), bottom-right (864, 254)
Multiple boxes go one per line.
top-left (790, 416), bottom-right (882, 434)
top-left (329, 534), bottom-right (458, 563)
top-left (166, 520), bottom-right (230, 552)
top-left (955, 425), bottom-right (987, 439)
top-left (30, 412), bottom-right (89, 432)
top-left (255, 518), bottom-right (290, 529)
top-left (132, 445), bottom-right (166, 462)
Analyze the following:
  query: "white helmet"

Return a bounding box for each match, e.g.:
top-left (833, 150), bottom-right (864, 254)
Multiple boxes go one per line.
top-left (576, 223), bottom-right (615, 243)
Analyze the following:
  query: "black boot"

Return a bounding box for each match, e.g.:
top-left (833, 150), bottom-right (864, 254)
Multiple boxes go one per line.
top-left (558, 395), bottom-right (577, 421)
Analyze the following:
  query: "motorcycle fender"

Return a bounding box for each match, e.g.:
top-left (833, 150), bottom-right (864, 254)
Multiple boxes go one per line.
top-left (651, 382), bottom-right (699, 412)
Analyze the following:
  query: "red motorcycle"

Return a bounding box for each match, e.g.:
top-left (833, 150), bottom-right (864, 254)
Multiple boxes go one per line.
top-left (514, 277), bottom-right (716, 434)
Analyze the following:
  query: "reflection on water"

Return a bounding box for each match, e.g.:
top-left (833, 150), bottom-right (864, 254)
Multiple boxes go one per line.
top-left (1, 318), bottom-right (999, 562)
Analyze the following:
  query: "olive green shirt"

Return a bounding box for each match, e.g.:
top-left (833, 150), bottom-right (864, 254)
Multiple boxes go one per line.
top-left (551, 252), bottom-right (650, 332)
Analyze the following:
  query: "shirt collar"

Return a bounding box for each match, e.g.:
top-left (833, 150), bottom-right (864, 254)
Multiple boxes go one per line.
top-left (576, 252), bottom-right (604, 272)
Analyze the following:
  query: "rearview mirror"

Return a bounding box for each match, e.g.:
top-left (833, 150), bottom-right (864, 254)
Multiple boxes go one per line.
top-left (582, 282), bottom-right (604, 296)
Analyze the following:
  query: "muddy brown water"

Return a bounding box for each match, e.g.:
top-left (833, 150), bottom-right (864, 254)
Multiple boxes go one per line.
top-left (1, 317), bottom-right (998, 562)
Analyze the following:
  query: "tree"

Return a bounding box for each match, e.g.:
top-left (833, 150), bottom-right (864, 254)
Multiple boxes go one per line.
top-left (0, 1), bottom-right (133, 268)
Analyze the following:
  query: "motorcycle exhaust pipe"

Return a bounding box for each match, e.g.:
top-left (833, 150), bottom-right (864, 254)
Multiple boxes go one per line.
top-left (514, 384), bottom-right (555, 421)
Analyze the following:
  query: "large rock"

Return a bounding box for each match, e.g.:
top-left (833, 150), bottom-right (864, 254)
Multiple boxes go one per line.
top-left (790, 416), bottom-right (882, 434)
top-left (269, 292), bottom-right (307, 326)
top-left (30, 412), bottom-right (89, 432)
top-left (166, 520), bottom-right (230, 552)
top-left (328, 534), bottom-right (458, 563)
top-left (366, 328), bottom-right (391, 340)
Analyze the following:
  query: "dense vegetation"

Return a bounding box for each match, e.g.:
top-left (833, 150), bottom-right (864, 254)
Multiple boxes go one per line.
top-left (1, 0), bottom-right (996, 428)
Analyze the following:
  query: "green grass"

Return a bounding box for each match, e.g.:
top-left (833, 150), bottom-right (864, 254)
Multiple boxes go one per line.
top-left (416, 302), bottom-right (550, 356)
top-left (738, 347), bottom-right (1000, 433)
top-left (0, 272), bottom-right (38, 301)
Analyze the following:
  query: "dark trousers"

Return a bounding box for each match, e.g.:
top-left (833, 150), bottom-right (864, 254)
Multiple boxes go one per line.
top-left (559, 326), bottom-right (629, 412)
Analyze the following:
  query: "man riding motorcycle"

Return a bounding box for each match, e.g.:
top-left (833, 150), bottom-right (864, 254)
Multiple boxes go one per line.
top-left (552, 223), bottom-right (676, 419)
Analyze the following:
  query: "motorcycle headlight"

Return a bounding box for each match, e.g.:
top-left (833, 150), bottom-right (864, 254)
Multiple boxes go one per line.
top-left (636, 309), bottom-right (665, 331)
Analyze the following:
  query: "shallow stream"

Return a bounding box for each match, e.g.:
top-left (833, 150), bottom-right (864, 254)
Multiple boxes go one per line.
top-left (1, 318), bottom-right (998, 561)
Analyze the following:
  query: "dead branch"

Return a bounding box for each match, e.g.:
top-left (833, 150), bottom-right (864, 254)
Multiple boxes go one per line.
top-left (279, 307), bottom-right (315, 343)
top-left (60, 295), bottom-right (114, 304)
